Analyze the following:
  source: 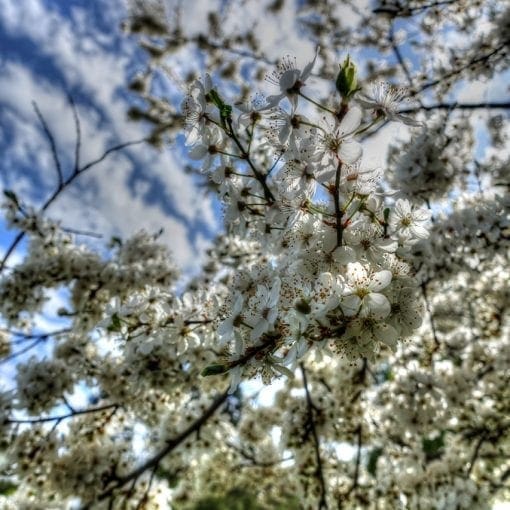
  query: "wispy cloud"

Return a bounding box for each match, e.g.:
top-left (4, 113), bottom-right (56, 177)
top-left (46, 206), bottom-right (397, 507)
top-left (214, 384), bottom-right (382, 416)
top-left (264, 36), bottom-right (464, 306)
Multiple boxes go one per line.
top-left (0, 0), bottom-right (218, 274)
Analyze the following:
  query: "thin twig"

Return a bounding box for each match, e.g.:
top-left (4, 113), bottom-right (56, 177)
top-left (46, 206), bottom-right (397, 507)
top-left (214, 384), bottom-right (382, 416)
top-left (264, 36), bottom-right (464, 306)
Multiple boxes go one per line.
top-left (345, 425), bottom-right (362, 497)
top-left (67, 94), bottom-right (82, 173)
top-left (0, 337), bottom-right (47, 365)
top-left (389, 24), bottom-right (414, 89)
top-left (7, 403), bottom-right (118, 424)
top-left (399, 102), bottom-right (510, 113)
top-left (413, 42), bottom-right (509, 95)
top-left (32, 101), bottom-right (63, 186)
top-left (467, 433), bottom-right (486, 476)
top-left (0, 137), bottom-right (146, 273)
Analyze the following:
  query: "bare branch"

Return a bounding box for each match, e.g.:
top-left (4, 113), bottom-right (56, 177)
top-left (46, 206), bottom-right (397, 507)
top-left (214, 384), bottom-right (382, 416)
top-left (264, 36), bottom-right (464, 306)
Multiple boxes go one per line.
top-left (399, 102), bottom-right (510, 113)
top-left (7, 403), bottom-right (119, 425)
top-left (32, 101), bottom-right (63, 187)
top-left (0, 337), bottom-right (45, 365)
top-left (0, 136), bottom-right (147, 273)
top-left (413, 42), bottom-right (509, 96)
top-left (67, 93), bottom-right (82, 173)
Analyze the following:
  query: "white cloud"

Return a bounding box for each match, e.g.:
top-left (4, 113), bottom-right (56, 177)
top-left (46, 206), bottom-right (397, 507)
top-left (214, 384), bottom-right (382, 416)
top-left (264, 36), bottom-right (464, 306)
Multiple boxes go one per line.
top-left (0, 0), bottom-right (218, 276)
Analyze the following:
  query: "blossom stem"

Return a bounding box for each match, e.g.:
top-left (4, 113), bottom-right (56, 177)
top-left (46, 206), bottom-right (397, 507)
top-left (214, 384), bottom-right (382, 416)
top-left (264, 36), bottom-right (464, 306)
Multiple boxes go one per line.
top-left (298, 91), bottom-right (337, 116)
top-left (226, 117), bottom-right (275, 203)
top-left (354, 114), bottom-right (384, 136)
top-left (333, 161), bottom-right (344, 247)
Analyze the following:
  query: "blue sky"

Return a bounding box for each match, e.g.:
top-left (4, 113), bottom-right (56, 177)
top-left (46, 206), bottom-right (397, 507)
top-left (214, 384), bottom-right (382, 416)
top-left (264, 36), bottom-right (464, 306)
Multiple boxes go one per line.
top-left (0, 0), bottom-right (220, 275)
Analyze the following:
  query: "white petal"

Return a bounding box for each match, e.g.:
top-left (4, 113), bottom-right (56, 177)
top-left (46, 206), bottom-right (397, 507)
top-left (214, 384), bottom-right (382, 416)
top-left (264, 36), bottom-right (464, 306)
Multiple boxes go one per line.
top-left (346, 262), bottom-right (367, 283)
top-left (280, 69), bottom-right (301, 91)
top-left (369, 270), bottom-right (392, 291)
top-left (332, 246), bottom-right (356, 265)
top-left (189, 144), bottom-right (208, 160)
top-left (232, 331), bottom-right (243, 356)
top-left (411, 225), bottom-right (429, 239)
top-left (363, 293), bottom-right (391, 319)
top-left (378, 239), bottom-right (398, 252)
top-left (372, 322), bottom-right (398, 350)
top-left (339, 140), bottom-right (363, 164)
top-left (341, 294), bottom-right (361, 316)
top-left (339, 106), bottom-right (362, 136)
top-left (218, 318), bottom-right (233, 339)
top-left (250, 319), bottom-right (268, 341)
top-left (301, 46), bottom-right (320, 81)
top-left (228, 366), bottom-right (242, 394)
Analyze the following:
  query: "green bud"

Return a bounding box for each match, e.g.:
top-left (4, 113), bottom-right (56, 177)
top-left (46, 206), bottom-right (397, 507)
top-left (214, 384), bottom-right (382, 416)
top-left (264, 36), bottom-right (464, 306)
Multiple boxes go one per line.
top-left (201, 364), bottom-right (228, 376)
top-left (207, 88), bottom-right (233, 129)
top-left (336, 55), bottom-right (358, 99)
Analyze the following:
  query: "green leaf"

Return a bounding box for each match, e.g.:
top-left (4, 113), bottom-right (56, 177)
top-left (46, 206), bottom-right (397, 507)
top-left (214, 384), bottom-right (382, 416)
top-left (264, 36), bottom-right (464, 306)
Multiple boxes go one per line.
top-left (0, 479), bottom-right (17, 496)
top-left (155, 466), bottom-right (179, 488)
top-left (367, 447), bottom-right (383, 477)
top-left (107, 313), bottom-right (122, 332)
top-left (422, 431), bottom-right (445, 461)
top-left (201, 364), bottom-right (228, 376)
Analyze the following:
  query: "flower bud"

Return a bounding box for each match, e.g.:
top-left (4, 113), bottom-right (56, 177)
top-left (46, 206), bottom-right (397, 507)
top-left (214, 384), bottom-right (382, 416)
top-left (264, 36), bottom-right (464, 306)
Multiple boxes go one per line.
top-left (336, 55), bottom-right (358, 99)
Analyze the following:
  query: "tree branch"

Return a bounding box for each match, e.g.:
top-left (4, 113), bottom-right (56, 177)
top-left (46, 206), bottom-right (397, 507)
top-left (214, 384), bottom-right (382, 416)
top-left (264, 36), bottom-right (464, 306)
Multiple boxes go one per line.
top-left (84, 391), bottom-right (229, 509)
top-left (7, 403), bottom-right (118, 425)
top-left (300, 363), bottom-right (328, 510)
top-left (0, 136), bottom-right (146, 273)
top-left (399, 102), bottom-right (510, 113)
top-left (32, 101), bottom-right (63, 187)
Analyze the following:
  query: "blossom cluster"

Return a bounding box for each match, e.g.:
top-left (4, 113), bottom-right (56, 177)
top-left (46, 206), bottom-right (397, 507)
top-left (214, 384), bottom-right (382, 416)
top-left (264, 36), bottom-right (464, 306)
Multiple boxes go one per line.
top-left (181, 54), bottom-right (431, 390)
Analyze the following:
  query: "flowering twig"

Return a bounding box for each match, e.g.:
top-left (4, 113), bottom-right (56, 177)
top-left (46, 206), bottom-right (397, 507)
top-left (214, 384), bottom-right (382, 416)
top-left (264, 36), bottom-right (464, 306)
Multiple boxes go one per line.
top-left (85, 391), bottom-right (229, 509)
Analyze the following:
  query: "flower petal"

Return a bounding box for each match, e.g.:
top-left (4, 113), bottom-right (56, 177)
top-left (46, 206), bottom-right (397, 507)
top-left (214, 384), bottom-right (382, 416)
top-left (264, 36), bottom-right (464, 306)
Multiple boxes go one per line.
top-left (369, 270), bottom-right (392, 291)
top-left (339, 140), bottom-right (363, 164)
top-left (363, 293), bottom-right (391, 319)
top-left (372, 322), bottom-right (399, 350)
top-left (341, 294), bottom-right (361, 316)
top-left (339, 106), bottom-right (362, 136)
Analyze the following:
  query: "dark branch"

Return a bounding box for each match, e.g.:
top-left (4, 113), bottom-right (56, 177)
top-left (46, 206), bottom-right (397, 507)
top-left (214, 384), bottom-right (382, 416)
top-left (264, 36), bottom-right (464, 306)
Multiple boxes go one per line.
top-left (467, 432), bottom-right (486, 476)
top-left (7, 403), bottom-right (118, 425)
top-left (413, 42), bottom-right (509, 95)
top-left (32, 101), bottom-right (63, 187)
top-left (300, 363), bottom-right (328, 510)
top-left (333, 161), bottom-right (344, 248)
top-left (67, 93), bottom-right (82, 173)
top-left (399, 102), bottom-right (510, 113)
top-left (85, 391), bottom-right (229, 509)
top-left (346, 425), bottom-right (362, 497)
top-left (0, 136), bottom-right (146, 273)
